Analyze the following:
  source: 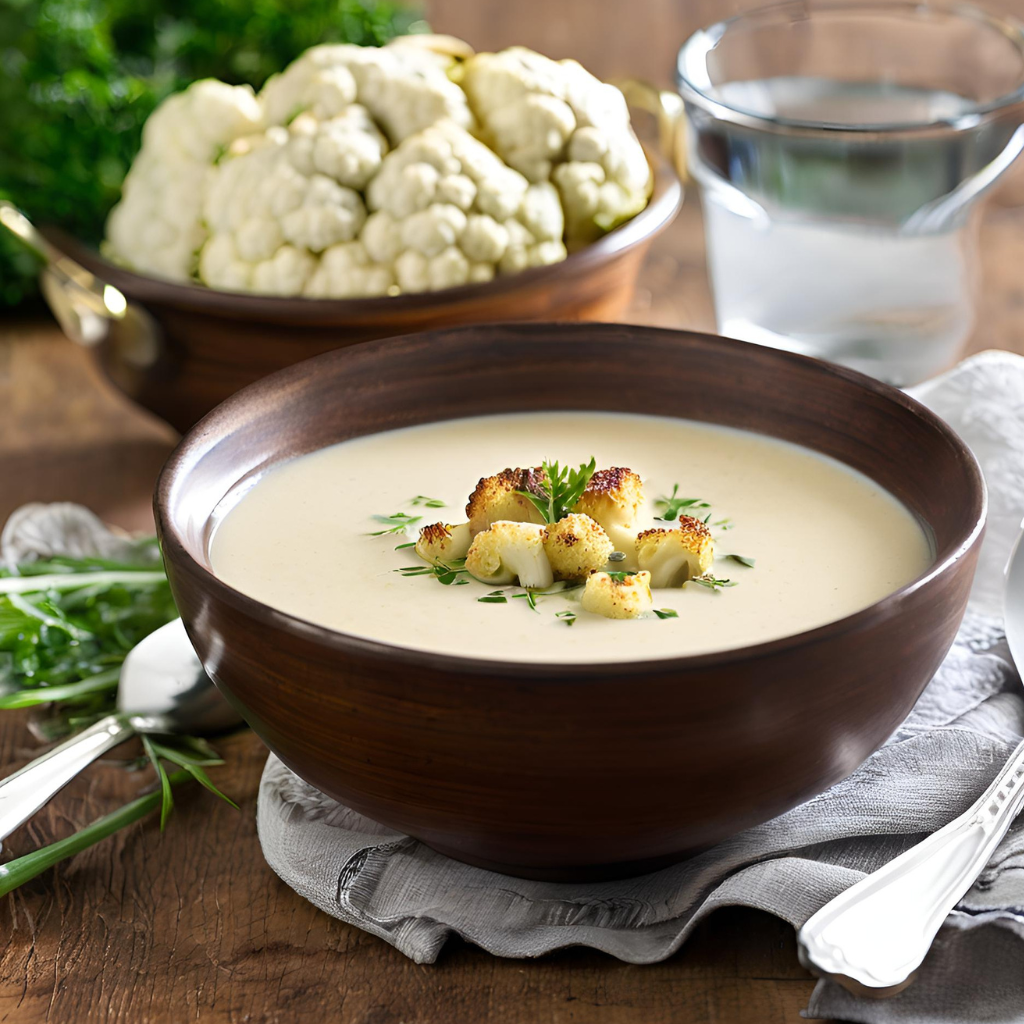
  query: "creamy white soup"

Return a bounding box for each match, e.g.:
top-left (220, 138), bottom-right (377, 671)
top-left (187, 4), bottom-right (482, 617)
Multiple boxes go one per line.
top-left (209, 412), bottom-right (933, 664)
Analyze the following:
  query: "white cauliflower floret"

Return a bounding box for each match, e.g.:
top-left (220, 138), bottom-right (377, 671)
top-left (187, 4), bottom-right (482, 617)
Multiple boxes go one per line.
top-left (465, 522), bottom-right (554, 589)
top-left (461, 46), bottom-right (650, 245)
top-left (466, 467), bottom-right (547, 536)
top-left (415, 522), bottom-right (473, 563)
top-left (543, 514), bottom-right (613, 581)
top-left (198, 123), bottom-right (369, 295)
top-left (364, 120), bottom-right (567, 289)
top-left (261, 42), bottom-right (473, 143)
top-left (635, 515), bottom-right (714, 588)
top-left (104, 79), bottom-right (263, 281)
top-left (283, 106), bottom-right (388, 189)
top-left (304, 242), bottom-right (394, 299)
top-left (573, 467), bottom-right (645, 567)
top-left (581, 571), bottom-right (653, 620)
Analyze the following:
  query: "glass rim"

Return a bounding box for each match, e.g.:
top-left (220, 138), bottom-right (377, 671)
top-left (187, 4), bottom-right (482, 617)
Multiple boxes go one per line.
top-left (676, 0), bottom-right (1024, 136)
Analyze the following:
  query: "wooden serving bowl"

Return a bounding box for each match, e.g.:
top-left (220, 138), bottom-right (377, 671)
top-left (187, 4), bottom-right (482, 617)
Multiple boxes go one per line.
top-left (155, 323), bottom-right (985, 881)
top-left (46, 151), bottom-right (680, 433)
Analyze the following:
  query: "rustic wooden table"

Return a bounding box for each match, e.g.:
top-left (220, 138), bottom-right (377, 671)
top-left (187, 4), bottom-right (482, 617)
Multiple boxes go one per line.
top-left (3, 1), bottom-right (1024, 1016)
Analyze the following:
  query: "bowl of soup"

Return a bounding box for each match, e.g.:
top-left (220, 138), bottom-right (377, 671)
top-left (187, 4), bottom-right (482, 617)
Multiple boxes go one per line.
top-left (155, 323), bottom-right (985, 880)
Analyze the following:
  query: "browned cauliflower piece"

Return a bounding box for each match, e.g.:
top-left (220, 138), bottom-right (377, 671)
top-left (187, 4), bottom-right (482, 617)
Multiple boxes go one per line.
top-left (466, 467), bottom-right (547, 535)
top-left (415, 521), bottom-right (473, 563)
top-left (572, 467), bottom-right (645, 565)
top-left (580, 570), bottom-right (653, 619)
top-left (542, 513), bottom-right (613, 580)
top-left (635, 514), bottom-right (714, 587)
top-left (464, 521), bottom-right (554, 588)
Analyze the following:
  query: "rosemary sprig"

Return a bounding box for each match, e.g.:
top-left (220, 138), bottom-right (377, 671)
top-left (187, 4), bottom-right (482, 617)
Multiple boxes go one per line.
top-left (518, 458), bottom-right (597, 524)
top-left (654, 485), bottom-right (711, 522)
top-left (369, 512), bottom-right (422, 537)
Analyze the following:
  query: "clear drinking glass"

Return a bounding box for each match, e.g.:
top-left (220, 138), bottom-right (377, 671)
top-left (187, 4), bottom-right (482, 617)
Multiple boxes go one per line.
top-left (677, 0), bottom-right (1024, 384)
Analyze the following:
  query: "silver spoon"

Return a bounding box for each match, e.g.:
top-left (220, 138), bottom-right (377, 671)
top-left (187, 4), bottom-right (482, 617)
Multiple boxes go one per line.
top-left (0, 619), bottom-right (239, 841)
top-left (798, 523), bottom-right (1024, 996)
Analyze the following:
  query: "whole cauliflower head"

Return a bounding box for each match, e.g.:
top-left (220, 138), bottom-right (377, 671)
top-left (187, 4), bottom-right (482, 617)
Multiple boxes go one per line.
top-left (636, 515), bottom-right (714, 588)
top-left (543, 513), bottom-right (613, 580)
top-left (573, 467), bottom-right (645, 566)
top-left (461, 46), bottom-right (651, 244)
top-left (466, 467), bottom-right (548, 536)
top-left (104, 80), bottom-right (263, 281)
top-left (104, 40), bottom-right (651, 297)
top-left (415, 522), bottom-right (473, 563)
top-left (581, 571), bottom-right (653, 620)
top-left (465, 521), bottom-right (554, 589)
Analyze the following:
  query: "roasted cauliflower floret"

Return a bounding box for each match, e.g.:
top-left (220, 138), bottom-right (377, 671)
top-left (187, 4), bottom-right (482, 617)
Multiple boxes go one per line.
top-left (581, 571), bottom-right (653, 620)
top-left (415, 522), bottom-right (473, 563)
top-left (543, 513), bottom-right (613, 580)
top-left (635, 515), bottom-right (714, 588)
top-left (572, 467), bottom-right (645, 565)
top-left (466, 467), bottom-right (547, 535)
top-left (465, 521), bottom-right (554, 589)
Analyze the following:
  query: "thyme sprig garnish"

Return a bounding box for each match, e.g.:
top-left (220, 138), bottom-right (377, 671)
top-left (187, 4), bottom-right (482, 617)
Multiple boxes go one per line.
top-left (688, 574), bottom-right (737, 590)
top-left (519, 458), bottom-right (597, 524)
top-left (369, 512), bottom-right (422, 536)
top-left (478, 590), bottom-right (508, 604)
top-left (655, 485), bottom-right (711, 522)
top-left (409, 495), bottom-right (446, 508)
top-left (396, 558), bottom-right (469, 586)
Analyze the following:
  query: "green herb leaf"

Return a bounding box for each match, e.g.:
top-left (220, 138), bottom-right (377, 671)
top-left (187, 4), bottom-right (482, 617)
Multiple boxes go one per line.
top-left (478, 591), bottom-right (508, 604)
top-left (394, 542), bottom-right (416, 550)
top-left (604, 571), bottom-right (637, 583)
top-left (653, 608), bottom-right (679, 619)
top-left (654, 485), bottom-right (711, 522)
top-left (396, 558), bottom-right (469, 586)
top-left (369, 512), bottom-right (422, 537)
top-left (512, 591), bottom-right (540, 612)
top-left (0, 770), bottom-right (194, 898)
top-left (147, 738), bottom-right (237, 809)
top-left (142, 735), bottom-right (174, 831)
top-left (688, 574), bottom-right (738, 590)
top-left (518, 458), bottom-right (597, 524)
top-left (555, 610), bottom-right (577, 626)
top-left (725, 554), bottom-right (756, 568)
top-left (409, 496), bottom-right (446, 509)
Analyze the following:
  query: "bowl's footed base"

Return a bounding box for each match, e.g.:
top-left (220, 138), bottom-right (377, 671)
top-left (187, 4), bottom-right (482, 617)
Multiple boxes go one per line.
top-left (421, 839), bottom-right (709, 882)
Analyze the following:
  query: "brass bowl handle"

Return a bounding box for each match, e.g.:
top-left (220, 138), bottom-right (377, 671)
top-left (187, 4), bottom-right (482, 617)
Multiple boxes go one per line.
top-left (613, 79), bottom-right (690, 184)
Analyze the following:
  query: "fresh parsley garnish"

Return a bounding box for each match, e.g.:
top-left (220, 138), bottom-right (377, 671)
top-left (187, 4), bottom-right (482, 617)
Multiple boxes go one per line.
top-left (653, 608), bottom-right (679, 619)
top-left (688, 574), bottom-right (737, 590)
top-left (409, 495), bottom-right (446, 508)
top-left (519, 458), bottom-right (597, 524)
top-left (369, 512), bottom-right (422, 536)
top-left (655, 485), bottom-right (711, 522)
top-left (604, 571), bottom-right (636, 582)
top-left (725, 554), bottom-right (755, 568)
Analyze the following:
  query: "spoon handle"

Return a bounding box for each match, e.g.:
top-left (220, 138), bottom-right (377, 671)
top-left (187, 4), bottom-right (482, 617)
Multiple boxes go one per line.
top-left (0, 715), bottom-right (135, 843)
top-left (797, 737), bottom-right (1024, 997)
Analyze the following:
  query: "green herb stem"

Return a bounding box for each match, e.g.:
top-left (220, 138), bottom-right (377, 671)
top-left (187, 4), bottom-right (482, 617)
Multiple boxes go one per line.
top-left (0, 771), bottom-right (193, 898)
top-left (0, 571), bottom-right (167, 595)
top-left (0, 668), bottom-right (121, 709)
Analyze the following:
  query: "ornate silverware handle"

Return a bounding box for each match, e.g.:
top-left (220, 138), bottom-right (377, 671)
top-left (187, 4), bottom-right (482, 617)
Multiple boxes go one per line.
top-left (798, 737), bottom-right (1024, 997)
top-left (0, 714), bottom-right (135, 843)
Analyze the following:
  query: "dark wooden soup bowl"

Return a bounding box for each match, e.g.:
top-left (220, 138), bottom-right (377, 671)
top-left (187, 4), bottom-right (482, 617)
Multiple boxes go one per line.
top-left (45, 150), bottom-right (680, 433)
top-left (155, 323), bottom-right (985, 881)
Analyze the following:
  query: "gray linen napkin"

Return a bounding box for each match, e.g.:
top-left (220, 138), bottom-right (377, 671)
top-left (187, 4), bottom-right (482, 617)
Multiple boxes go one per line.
top-left (257, 351), bottom-right (1024, 1023)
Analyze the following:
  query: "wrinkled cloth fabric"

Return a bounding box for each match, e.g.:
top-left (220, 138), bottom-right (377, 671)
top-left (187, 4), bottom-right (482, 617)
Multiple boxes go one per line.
top-left (258, 351), bottom-right (1024, 1023)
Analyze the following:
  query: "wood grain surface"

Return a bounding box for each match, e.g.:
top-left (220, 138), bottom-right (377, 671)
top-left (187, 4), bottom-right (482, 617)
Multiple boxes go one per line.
top-left (2, 0), bottom-right (1024, 1019)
